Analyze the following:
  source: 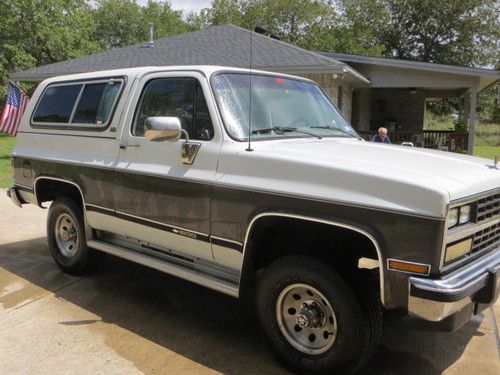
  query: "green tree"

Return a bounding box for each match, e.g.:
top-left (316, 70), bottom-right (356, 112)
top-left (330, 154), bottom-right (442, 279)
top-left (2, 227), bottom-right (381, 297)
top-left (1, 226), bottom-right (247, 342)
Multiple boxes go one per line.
top-left (142, 0), bottom-right (192, 37)
top-left (187, 0), bottom-right (244, 29)
top-left (188, 0), bottom-right (384, 55)
top-left (94, 0), bottom-right (191, 49)
top-left (0, 0), bottom-right (100, 104)
top-left (478, 86), bottom-right (500, 123)
top-left (341, 0), bottom-right (500, 67)
top-left (93, 0), bottom-right (144, 49)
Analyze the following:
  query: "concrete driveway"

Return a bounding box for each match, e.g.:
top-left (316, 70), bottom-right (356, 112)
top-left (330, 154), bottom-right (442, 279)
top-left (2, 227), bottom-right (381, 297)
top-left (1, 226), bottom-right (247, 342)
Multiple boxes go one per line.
top-left (0, 189), bottom-right (499, 374)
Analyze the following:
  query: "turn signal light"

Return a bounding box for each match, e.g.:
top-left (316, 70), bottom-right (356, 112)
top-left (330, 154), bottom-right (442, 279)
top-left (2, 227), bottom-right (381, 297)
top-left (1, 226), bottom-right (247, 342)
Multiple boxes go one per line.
top-left (387, 259), bottom-right (430, 275)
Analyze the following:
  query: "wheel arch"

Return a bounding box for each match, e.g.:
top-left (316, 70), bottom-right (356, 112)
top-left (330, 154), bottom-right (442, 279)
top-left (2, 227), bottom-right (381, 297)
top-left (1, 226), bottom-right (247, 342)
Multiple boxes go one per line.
top-left (34, 176), bottom-right (92, 238)
top-left (240, 212), bottom-right (386, 306)
top-left (34, 176), bottom-right (85, 208)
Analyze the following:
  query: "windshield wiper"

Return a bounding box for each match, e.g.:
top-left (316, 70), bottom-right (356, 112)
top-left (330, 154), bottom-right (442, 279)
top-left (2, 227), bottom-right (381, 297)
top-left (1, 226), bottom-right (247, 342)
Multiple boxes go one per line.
top-left (252, 126), bottom-right (322, 139)
top-left (310, 125), bottom-right (361, 139)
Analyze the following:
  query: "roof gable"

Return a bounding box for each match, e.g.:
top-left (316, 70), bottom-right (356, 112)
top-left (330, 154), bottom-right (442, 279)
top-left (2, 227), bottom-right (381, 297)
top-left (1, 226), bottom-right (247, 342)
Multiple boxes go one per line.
top-left (11, 24), bottom-right (347, 81)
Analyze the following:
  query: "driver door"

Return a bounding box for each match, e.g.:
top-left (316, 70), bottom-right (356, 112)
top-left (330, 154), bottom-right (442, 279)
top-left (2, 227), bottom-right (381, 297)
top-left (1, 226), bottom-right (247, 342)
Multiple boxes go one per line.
top-left (113, 71), bottom-right (220, 261)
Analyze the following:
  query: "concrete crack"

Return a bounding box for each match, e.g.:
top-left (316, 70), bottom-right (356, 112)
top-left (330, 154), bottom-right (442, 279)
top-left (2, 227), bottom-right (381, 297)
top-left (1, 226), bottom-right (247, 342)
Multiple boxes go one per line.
top-left (490, 306), bottom-right (500, 358)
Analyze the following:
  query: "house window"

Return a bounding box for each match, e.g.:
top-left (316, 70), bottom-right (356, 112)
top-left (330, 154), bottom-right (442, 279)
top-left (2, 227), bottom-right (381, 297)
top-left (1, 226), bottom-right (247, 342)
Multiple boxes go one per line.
top-left (132, 78), bottom-right (214, 141)
top-left (32, 79), bottom-right (123, 128)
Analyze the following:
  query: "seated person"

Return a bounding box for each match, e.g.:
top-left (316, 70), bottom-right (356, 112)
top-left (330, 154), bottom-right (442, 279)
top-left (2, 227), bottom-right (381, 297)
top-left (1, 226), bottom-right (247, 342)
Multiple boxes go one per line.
top-left (371, 127), bottom-right (391, 144)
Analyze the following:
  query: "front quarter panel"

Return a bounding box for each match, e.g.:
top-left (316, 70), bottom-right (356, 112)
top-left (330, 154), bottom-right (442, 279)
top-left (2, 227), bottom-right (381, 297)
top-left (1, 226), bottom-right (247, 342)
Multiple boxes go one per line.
top-left (211, 141), bottom-right (446, 309)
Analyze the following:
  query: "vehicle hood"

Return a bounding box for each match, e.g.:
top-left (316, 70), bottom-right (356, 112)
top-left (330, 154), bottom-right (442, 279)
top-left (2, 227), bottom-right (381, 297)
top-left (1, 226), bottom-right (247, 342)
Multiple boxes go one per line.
top-left (218, 138), bottom-right (500, 218)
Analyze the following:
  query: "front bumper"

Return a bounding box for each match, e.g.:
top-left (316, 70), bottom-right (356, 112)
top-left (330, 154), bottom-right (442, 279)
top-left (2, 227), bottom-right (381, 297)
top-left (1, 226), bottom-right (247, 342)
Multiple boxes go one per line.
top-left (408, 248), bottom-right (499, 327)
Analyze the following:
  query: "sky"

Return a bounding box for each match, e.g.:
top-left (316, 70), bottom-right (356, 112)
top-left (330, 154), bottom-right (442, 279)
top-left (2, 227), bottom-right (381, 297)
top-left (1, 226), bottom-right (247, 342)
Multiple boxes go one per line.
top-left (137, 0), bottom-right (213, 14)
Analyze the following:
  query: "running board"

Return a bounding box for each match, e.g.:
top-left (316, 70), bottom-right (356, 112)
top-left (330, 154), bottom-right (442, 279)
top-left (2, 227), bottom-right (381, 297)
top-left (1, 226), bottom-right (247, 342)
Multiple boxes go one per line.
top-left (87, 239), bottom-right (239, 298)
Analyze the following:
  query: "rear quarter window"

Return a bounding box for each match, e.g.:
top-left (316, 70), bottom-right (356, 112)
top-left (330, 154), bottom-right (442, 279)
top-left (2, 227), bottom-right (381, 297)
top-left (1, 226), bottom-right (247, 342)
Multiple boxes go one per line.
top-left (31, 79), bottom-right (123, 129)
top-left (33, 84), bottom-right (82, 123)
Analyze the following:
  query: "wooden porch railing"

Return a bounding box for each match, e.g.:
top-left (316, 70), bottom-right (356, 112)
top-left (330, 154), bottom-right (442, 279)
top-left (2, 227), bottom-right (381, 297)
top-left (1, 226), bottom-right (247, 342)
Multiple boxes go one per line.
top-left (357, 130), bottom-right (468, 153)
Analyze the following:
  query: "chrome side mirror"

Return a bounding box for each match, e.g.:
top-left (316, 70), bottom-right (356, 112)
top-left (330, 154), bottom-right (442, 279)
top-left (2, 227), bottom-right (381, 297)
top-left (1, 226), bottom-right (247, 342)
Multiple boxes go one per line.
top-left (144, 116), bottom-right (201, 165)
top-left (144, 116), bottom-right (182, 142)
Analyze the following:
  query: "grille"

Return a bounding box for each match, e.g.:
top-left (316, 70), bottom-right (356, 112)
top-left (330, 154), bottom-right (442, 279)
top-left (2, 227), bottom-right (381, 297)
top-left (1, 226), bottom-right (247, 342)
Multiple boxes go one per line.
top-left (471, 221), bottom-right (500, 254)
top-left (476, 193), bottom-right (500, 223)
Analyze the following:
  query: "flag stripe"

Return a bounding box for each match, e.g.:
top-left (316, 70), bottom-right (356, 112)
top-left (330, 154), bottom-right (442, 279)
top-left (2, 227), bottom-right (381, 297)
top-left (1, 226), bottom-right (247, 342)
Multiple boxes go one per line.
top-left (8, 105), bottom-right (16, 134)
top-left (0, 83), bottom-right (30, 136)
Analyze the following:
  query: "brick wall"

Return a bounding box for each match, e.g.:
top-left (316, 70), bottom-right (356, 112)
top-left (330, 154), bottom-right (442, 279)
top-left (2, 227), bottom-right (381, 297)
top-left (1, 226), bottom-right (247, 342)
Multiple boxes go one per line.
top-left (289, 75), bottom-right (426, 133)
top-left (355, 89), bottom-right (371, 131)
top-left (369, 89), bottom-right (425, 131)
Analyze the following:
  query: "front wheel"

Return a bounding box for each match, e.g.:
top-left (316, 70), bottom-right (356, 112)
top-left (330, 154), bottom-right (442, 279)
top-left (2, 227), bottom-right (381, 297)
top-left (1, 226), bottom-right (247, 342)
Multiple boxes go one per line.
top-left (256, 256), bottom-right (381, 374)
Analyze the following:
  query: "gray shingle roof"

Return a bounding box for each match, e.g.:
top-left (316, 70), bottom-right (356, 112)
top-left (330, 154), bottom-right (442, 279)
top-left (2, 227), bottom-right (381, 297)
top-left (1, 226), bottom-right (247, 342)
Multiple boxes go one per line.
top-left (11, 24), bottom-right (347, 81)
top-left (320, 52), bottom-right (500, 78)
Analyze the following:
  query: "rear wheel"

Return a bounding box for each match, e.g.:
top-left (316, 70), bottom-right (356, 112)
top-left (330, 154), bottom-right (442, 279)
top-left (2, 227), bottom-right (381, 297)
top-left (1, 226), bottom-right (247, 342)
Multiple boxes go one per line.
top-left (47, 196), bottom-right (105, 275)
top-left (256, 255), bottom-right (381, 374)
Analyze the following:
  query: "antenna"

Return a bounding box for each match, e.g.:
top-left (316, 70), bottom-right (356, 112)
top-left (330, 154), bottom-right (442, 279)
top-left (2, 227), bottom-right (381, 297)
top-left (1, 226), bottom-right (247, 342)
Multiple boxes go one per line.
top-left (245, 25), bottom-right (254, 152)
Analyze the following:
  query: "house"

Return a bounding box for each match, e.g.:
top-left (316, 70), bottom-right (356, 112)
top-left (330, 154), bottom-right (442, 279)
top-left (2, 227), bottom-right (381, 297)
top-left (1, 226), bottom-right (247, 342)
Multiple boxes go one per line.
top-left (319, 52), bottom-right (499, 153)
top-left (11, 24), bottom-right (499, 154)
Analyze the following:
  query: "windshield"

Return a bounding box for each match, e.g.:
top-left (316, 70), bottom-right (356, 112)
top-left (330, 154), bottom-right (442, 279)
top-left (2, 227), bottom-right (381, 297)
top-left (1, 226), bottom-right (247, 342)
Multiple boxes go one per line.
top-left (211, 73), bottom-right (358, 141)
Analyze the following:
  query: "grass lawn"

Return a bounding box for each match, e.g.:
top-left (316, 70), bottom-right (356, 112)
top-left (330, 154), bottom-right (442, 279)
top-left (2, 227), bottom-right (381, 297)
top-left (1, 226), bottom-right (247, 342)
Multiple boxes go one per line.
top-left (425, 114), bottom-right (499, 159)
top-left (473, 122), bottom-right (500, 159)
top-left (0, 134), bottom-right (15, 188)
top-left (474, 145), bottom-right (500, 159)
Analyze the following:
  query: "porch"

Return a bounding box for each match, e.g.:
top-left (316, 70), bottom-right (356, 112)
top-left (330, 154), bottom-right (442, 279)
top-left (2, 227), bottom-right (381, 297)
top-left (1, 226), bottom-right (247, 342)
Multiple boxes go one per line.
top-left (318, 52), bottom-right (499, 154)
top-left (357, 129), bottom-right (468, 152)
top-left (348, 85), bottom-right (479, 154)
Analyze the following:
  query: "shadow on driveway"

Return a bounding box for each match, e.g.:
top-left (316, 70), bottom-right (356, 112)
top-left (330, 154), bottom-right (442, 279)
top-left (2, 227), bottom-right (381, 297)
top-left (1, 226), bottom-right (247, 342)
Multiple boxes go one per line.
top-left (0, 237), bottom-right (486, 374)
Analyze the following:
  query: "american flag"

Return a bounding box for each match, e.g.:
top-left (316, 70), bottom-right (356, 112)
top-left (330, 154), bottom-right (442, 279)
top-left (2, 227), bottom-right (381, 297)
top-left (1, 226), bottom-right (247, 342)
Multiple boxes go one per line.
top-left (0, 82), bottom-right (29, 136)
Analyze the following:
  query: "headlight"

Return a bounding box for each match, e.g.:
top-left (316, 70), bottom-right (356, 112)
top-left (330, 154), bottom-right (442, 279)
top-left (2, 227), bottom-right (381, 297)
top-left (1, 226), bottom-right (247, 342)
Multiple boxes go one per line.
top-left (459, 204), bottom-right (471, 224)
top-left (447, 208), bottom-right (459, 229)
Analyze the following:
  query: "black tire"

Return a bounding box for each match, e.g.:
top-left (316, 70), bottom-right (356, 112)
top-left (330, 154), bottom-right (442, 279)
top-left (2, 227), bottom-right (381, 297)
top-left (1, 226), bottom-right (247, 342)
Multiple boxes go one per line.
top-left (256, 255), bottom-right (381, 374)
top-left (47, 196), bottom-right (105, 275)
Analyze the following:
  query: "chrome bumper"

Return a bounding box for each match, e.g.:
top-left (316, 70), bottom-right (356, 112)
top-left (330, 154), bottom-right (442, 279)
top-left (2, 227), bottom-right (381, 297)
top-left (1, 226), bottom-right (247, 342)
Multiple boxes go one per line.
top-left (7, 187), bottom-right (22, 208)
top-left (408, 248), bottom-right (500, 322)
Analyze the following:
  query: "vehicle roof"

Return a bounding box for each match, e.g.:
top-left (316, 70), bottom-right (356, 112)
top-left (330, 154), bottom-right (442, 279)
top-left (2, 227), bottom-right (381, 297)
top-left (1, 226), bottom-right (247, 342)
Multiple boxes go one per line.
top-left (38, 65), bottom-right (315, 86)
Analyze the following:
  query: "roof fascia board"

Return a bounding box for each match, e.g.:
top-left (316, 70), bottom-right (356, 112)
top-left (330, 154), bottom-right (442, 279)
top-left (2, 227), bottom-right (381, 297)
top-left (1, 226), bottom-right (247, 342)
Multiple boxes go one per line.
top-left (342, 66), bottom-right (370, 84)
top-left (10, 73), bottom-right (65, 81)
top-left (321, 52), bottom-right (500, 78)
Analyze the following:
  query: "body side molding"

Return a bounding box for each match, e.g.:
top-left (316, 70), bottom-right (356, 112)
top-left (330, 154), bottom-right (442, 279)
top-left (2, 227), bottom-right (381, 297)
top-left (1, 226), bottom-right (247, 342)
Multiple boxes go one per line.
top-left (242, 212), bottom-right (386, 306)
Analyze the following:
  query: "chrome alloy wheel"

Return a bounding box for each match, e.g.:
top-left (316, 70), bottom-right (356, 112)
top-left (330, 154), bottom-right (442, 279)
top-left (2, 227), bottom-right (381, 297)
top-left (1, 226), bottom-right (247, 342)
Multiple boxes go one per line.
top-left (276, 283), bottom-right (337, 355)
top-left (54, 213), bottom-right (79, 257)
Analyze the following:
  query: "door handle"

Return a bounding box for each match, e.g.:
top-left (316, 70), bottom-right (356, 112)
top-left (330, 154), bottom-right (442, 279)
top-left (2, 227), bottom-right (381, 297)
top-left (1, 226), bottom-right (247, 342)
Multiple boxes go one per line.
top-left (119, 142), bottom-right (140, 150)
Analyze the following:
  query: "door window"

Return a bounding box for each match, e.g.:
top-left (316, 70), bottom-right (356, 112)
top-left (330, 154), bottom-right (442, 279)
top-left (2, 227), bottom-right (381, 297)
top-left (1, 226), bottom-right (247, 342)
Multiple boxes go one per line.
top-left (132, 78), bottom-right (214, 140)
